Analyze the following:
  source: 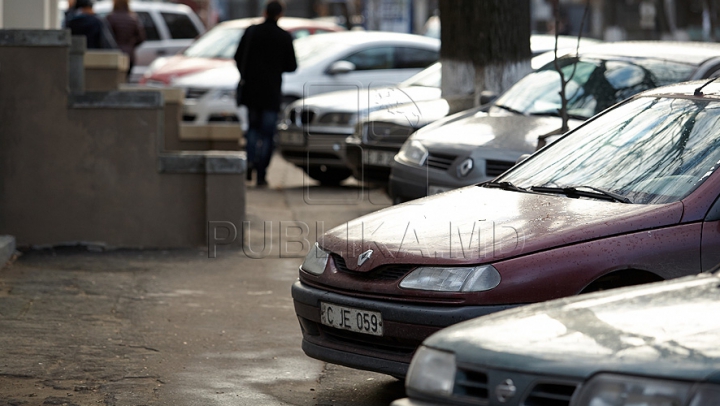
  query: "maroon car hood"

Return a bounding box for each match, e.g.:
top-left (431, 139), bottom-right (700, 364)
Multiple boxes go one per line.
top-left (144, 56), bottom-right (233, 84)
top-left (320, 186), bottom-right (683, 271)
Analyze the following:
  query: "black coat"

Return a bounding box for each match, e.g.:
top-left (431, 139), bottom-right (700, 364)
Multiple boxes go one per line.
top-left (234, 19), bottom-right (297, 111)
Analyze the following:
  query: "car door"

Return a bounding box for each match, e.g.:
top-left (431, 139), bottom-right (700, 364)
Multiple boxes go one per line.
top-left (134, 10), bottom-right (166, 68)
top-left (328, 45), bottom-right (438, 90)
top-left (701, 195), bottom-right (720, 271)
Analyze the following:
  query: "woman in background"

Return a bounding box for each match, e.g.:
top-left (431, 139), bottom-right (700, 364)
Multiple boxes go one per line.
top-left (105, 0), bottom-right (145, 80)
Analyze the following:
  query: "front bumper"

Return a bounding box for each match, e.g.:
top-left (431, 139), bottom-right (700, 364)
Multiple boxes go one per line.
top-left (277, 125), bottom-right (353, 169)
top-left (292, 280), bottom-right (516, 377)
top-left (345, 137), bottom-right (399, 184)
top-left (388, 159), bottom-right (494, 203)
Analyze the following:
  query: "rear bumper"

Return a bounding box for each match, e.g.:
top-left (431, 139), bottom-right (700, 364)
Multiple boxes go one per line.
top-left (292, 280), bottom-right (516, 377)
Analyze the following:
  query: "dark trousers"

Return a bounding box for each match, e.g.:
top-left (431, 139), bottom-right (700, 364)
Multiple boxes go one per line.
top-left (245, 108), bottom-right (278, 182)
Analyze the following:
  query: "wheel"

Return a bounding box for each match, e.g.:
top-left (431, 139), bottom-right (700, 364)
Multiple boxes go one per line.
top-left (306, 165), bottom-right (351, 186)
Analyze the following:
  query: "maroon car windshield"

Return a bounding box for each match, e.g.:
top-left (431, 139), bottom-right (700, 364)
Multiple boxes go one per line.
top-left (499, 96), bottom-right (720, 205)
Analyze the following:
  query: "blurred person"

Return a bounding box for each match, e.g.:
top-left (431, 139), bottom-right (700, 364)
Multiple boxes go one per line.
top-left (62, 0), bottom-right (78, 28)
top-left (234, 0), bottom-right (297, 187)
top-left (67, 0), bottom-right (118, 49)
top-left (105, 0), bottom-right (146, 79)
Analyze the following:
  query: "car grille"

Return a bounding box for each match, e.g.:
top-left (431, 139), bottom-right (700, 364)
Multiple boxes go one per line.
top-left (450, 366), bottom-right (579, 406)
top-left (485, 160), bottom-right (515, 177)
top-left (453, 365), bottom-right (489, 401)
top-left (289, 109), bottom-right (316, 125)
top-left (208, 114), bottom-right (239, 123)
top-left (365, 122), bottom-right (414, 145)
top-left (185, 88), bottom-right (209, 99)
top-left (332, 254), bottom-right (414, 281)
top-left (523, 383), bottom-right (578, 406)
top-left (426, 153), bottom-right (457, 171)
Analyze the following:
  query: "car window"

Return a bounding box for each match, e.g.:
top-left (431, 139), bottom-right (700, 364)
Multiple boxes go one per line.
top-left (394, 47), bottom-right (438, 69)
top-left (492, 57), bottom-right (697, 120)
top-left (343, 47), bottom-right (393, 70)
top-left (137, 11), bottom-right (160, 41)
top-left (161, 12), bottom-right (199, 39)
top-left (292, 29), bottom-right (311, 39)
top-left (499, 96), bottom-right (720, 205)
top-left (183, 27), bottom-right (244, 59)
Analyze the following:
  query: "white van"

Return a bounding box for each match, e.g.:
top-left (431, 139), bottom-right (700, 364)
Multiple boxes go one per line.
top-left (62, 0), bottom-right (205, 82)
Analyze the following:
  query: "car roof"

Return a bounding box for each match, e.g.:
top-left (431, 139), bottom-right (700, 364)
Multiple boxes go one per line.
top-left (93, 0), bottom-right (195, 13)
top-left (216, 16), bottom-right (345, 31)
top-left (640, 79), bottom-right (720, 100)
top-left (293, 30), bottom-right (441, 47)
top-left (577, 41), bottom-right (720, 65)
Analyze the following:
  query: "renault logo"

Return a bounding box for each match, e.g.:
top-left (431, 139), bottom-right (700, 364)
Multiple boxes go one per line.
top-left (357, 249), bottom-right (373, 267)
top-left (495, 379), bottom-right (517, 403)
top-left (458, 158), bottom-right (474, 177)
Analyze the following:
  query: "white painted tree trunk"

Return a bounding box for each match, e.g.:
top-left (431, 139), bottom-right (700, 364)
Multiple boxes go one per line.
top-left (441, 58), bottom-right (532, 107)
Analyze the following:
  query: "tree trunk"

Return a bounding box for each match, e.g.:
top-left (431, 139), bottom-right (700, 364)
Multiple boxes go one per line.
top-left (439, 0), bottom-right (532, 109)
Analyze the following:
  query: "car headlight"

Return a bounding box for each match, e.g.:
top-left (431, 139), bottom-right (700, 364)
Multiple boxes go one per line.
top-left (213, 88), bottom-right (236, 101)
top-left (396, 139), bottom-right (428, 166)
top-left (145, 56), bottom-right (169, 76)
top-left (572, 374), bottom-right (720, 406)
top-left (406, 346), bottom-right (456, 397)
top-left (300, 243), bottom-right (330, 275)
top-left (400, 265), bottom-right (501, 292)
top-left (317, 112), bottom-right (358, 126)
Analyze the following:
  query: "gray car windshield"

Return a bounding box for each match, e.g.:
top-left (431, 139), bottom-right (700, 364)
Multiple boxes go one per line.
top-left (498, 96), bottom-right (720, 205)
top-left (491, 57), bottom-right (695, 120)
top-left (183, 27), bottom-right (244, 59)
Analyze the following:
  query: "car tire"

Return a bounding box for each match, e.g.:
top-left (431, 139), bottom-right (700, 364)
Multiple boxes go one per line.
top-left (306, 165), bottom-right (351, 186)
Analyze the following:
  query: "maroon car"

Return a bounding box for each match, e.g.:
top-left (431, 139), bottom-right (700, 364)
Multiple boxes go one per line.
top-left (292, 79), bottom-right (720, 377)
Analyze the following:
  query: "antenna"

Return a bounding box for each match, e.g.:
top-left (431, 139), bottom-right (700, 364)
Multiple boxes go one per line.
top-left (694, 76), bottom-right (720, 96)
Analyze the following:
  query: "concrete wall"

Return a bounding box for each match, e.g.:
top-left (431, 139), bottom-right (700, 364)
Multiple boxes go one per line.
top-left (1, 0), bottom-right (59, 29)
top-left (0, 30), bottom-right (246, 248)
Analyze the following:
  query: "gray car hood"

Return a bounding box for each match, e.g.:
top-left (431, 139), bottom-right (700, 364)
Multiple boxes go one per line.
top-left (411, 108), bottom-right (582, 153)
top-left (425, 273), bottom-right (720, 382)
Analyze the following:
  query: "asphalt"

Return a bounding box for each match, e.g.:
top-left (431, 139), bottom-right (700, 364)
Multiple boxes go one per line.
top-left (0, 156), bottom-right (405, 406)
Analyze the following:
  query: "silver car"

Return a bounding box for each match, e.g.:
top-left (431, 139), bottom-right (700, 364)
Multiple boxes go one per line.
top-left (389, 41), bottom-right (720, 203)
top-left (276, 47), bottom-right (440, 185)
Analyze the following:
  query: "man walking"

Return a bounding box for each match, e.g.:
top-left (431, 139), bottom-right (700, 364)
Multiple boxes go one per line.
top-left (234, 0), bottom-right (297, 187)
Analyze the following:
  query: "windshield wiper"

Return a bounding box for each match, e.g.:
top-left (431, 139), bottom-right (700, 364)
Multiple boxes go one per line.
top-left (530, 185), bottom-right (633, 204)
top-left (482, 181), bottom-right (527, 192)
top-left (530, 111), bottom-right (588, 121)
top-left (494, 104), bottom-right (526, 116)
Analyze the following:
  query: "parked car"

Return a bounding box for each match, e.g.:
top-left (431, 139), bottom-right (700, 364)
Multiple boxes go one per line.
top-left (277, 62), bottom-right (442, 185)
top-left (395, 270), bottom-right (720, 406)
top-left (93, 0), bottom-right (206, 82)
top-left (291, 79), bottom-right (720, 377)
top-left (170, 31), bottom-right (440, 128)
top-left (388, 41), bottom-right (720, 203)
top-left (140, 17), bottom-right (344, 124)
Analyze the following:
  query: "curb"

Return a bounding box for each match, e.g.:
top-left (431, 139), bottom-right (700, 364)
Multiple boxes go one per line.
top-left (0, 235), bottom-right (16, 269)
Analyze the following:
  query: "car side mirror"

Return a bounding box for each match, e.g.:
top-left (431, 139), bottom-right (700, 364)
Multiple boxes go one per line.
top-left (479, 90), bottom-right (497, 105)
top-left (328, 60), bottom-right (356, 75)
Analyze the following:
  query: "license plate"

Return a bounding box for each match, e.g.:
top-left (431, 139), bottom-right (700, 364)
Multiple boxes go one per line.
top-left (428, 185), bottom-right (452, 195)
top-left (363, 150), bottom-right (395, 167)
top-left (280, 131), bottom-right (304, 145)
top-left (320, 302), bottom-right (384, 336)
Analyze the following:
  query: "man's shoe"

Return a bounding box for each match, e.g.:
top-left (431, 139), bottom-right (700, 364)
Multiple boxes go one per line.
top-left (256, 178), bottom-right (268, 187)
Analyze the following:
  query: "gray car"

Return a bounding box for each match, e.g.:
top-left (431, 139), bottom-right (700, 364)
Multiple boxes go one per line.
top-left (389, 41), bottom-right (720, 203)
top-left (394, 270), bottom-right (720, 406)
